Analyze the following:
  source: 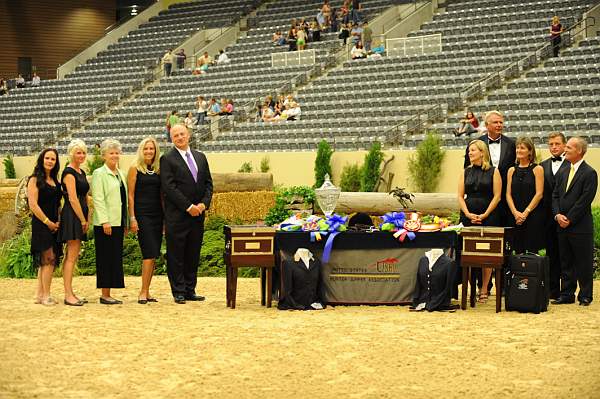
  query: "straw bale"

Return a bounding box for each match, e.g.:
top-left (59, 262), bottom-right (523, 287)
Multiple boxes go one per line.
top-left (207, 191), bottom-right (276, 222)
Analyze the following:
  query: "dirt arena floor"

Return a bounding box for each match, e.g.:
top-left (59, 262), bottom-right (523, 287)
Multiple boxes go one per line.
top-left (0, 276), bottom-right (599, 399)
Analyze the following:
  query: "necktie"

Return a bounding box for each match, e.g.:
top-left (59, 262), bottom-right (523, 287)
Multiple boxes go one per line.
top-left (488, 137), bottom-right (501, 144)
top-left (552, 156), bottom-right (562, 162)
top-left (565, 164), bottom-right (575, 192)
top-left (185, 151), bottom-right (198, 182)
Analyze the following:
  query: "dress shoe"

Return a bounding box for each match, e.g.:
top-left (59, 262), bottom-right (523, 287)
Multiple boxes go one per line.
top-left (174, 295), bottom-right (186, 304)
top-left (579, 298), bottom-right (592, 306)
top-left (64, 299), bottom-right (84, 306)
top-left (99, 297), bottom-right (123, 305)
top-left (146, 297), bottom-right (158, 303)
top-left (138, 298), bottom-right (148, 304)
top-left (185, 294), bottom-right (205, 301)
top-left (551, 297), bottom-right (575, 305)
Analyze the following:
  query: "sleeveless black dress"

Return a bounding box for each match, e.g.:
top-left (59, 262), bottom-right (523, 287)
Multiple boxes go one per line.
top-left (31, 180), bottom-right (63, 267)
top-left (460, 165), bottom-right (500, 226)
top-left (134, 170), bottom-right (163, 259)
top-left (58, 167), bottom-right (89, 242)
top-left (510, 164), bottom-right (545, 253)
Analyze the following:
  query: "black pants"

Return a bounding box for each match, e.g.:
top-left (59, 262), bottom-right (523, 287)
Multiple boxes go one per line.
top-left (165, 217), bottom-right (204, 297)
top-left (94, 226), bottom-right (125, 289)
top-left (558, 231), bottom-right (594, 302)
top-left (545, 224), bottom-right (562, 298)
top-left (164, 63), bottom-right (172, 76)
top-left (552, 36), bottom-right (561, 57)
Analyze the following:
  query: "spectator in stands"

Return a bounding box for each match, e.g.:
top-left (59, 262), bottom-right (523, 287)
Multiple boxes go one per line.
top-left (127, 137), bottom-right (162, 305)
top-left (458, 139), bottom-right (502, 303)
top-left (165, 112), bottom-right (172, 142)
top-left (15, 74), bottom-right (25, 88)
top-left (371, 40), bottom-right (385, 55)
top-left (218, 98), bottom-right (232, 116)
top-left (297, 25), bottom-right (308, 50)
top-left (351, 0), bottom-right (362, 23)
top-left (351, 22), bottom-right (363, 45)
top-left (454, 111), bottom-right (479, 137)
top-left (339, 23), bottom-right (350, 45)
top-left (196, 96), bottom-right (208, 125)
top-left (316, 11), bottom-right (326, 32)
top-left (351, 41), bottom-right (367, 59)
top-left (340, 1), bottom-right (350, 24)
top-left (162, 49), bottom-right (174, 77)
top-left (28, 148), bottom-right (61, 306)
top-left (330, 7), bottom-right (339, 33)
top-left (362, 21), bottom-right (372, 52)
top-left (274, 95), bottom-right (285, 117)
top-left (176, 49), bottom-right (187, 70)
top-left (272, 30), bottom-right (286, 46)
top-left (266, 95), bottom-right (276, 109)
top-left (288, 25), bottom-right (298, 51)
top-left (193, 51), bottom-right (213, 75)
top-left (207, 98), bottom-right (221, 118)
top-left (550, 16), bottom-right (565, 57)
top-left (216, 49), bottom-right (230, 65)
top-left (262, 105), bottom-right (276, 122)
top-left (184, 112), bottom-right (196, 130)
top-left (310, 18), bottom-right (321, 42)
top-left (166, 110), bottom-right (179, 142)
top-left (0, 78), bottom-right (7, 95)
top-left (59, 139), bottom-right (90, 306)
top-left (31, 72), bottom-right (40, 87)
top-left (285, 100), bottom-right (302, 121)
top-left (91, 139), bottom-right (127, 305)
top-left (321, 0), bottom-right (331, 26)
top-left (477, 112), bottom-right (488, 134)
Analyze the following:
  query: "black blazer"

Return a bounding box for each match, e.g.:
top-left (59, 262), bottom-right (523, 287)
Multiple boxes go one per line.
top-left (160, 148), bottom-right (213, 224)
top-left (552, 160), bottom-right (598, 234)
top-left (540, 157), bottom-right (569, 220)
top-left (463, 134), bottom-right (516, 179)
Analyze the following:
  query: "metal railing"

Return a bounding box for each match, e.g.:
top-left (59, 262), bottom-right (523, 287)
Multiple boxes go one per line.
top-left (382, 15), bottom-right (595, 146)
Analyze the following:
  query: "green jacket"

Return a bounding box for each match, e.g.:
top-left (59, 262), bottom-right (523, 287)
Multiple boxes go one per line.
top-left (91, 164), bottom-right (128, 227)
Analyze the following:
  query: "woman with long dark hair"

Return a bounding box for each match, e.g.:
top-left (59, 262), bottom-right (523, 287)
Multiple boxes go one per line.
top-left (28, 148), bottom-right (62, 305)
top-left (128, 137), bottom-right (163, 304)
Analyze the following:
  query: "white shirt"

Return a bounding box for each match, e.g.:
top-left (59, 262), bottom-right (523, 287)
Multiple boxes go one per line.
top-left (551, 154), bottom-right (565, 175)
top-left (217, 53), bottom-right (230, 64)
top-left (487, 136), bottom-right (501, 167)
top-left (31, 76), bottom-right (40, 86)
top-left (569, 158), bottom-right (584, 175)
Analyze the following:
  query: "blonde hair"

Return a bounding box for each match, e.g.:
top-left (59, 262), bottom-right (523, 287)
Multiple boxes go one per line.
top-left (67, 139), bottom-right (87, 163)
top-left (134, 137), bottom-right (161, 174)
top-left (484, 110), bottom-right (504, 125)
top-left (552, 16), bottom-right (560, 25)
top-left (515, 136), bottom-right (536, 163)
top-left (468, 139), bottom-right (492, 171)
top-left (99, 138), bottom-right (122, 156)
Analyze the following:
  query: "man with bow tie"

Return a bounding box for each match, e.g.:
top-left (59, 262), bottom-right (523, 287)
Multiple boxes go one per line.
top-left (539, 132), bottom-right (570, 299)
top-left (464, 110), bottom-right (516, 226)
top-left (552, 137), bottom-right (597, 306)
top-left (161, 124), bottom-right (213, 304)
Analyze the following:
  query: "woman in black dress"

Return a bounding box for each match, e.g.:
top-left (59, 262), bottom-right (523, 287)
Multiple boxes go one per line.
top-left (458, 139), bottom-right (502, 303)
top-left (506, 137), bottom-right (545, 254)
top-left (127, 137), bottom-right (163, 304)
top-left (58, 139), bottom-right (90, 306)
top-left (28, 148), bottom-right (62, 305)
top-left (91, 139), bottom-right (128, 305)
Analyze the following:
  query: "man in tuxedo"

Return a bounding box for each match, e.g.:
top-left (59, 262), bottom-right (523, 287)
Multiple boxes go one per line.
top-left (539, 132), bottom-right (569, 299)
top-left (552, 136), bottom-right (597, 306)
top-left (161, 124), bottom-right (213, 304)
top-left (464, 110), bottom-right (516, 226)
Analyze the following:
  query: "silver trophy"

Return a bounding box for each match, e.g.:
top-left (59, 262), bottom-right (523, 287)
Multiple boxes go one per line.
top-left (315, 174), bottom-right (341, 217)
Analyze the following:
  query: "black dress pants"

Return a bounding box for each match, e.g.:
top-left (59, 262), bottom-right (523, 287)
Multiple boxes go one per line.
top-left (558, 231), bottom-right (594, 302)
top-left (165, 217), bottom-right (204, 297)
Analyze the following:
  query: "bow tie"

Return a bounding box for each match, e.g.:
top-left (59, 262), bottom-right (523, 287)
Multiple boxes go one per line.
top-left (551, 156), bottom-right (563, 162)
top-left (488, 137), bottom-right (501, 144)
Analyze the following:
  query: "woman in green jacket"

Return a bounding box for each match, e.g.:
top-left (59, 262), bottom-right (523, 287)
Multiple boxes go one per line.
top-left (91, 139), bottom-right (128, 305)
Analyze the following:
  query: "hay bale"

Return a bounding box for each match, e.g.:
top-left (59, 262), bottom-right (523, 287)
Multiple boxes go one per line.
top-left (207, 191), bottom-right (276, 222)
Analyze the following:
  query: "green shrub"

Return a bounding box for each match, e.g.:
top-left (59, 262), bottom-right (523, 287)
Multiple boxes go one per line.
top-left (0, 226), bottom-right (35, 278)
top-left (408, 132), bottom-right (445, 192)
top-left (314, 140), bottom-right (333, 188)
top-left (3, 154), bottom-right (16, 179)
top-left (339, 163), bottom-right (361, 192)
top-left (86, 146), bottom-right (104, 175)
top-left (265, 186), bottom-right (316, 226)
top-left (238, 162), bottom-right (253, 173)
top-left (260, 156), bottom-right (270, 173)
top-left (360, 141), bottom-right (383, 192)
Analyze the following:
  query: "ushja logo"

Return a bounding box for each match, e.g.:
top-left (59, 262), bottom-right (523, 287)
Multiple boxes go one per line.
top-left (375, 257), bottom-right (400, 272)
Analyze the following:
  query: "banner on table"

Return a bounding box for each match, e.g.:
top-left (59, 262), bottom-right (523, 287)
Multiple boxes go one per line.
top-left (322, 248), bottom-right (430, 304)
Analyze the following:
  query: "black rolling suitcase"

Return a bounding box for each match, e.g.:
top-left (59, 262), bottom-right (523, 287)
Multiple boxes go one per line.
top-left (505, 253), bottom-right (549, 313)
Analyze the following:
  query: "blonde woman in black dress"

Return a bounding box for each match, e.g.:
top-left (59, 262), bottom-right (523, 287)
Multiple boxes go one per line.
top-left (58, 139), bottom-right (91, 306)
top-left (28, 148), bottom-right (62, 305)
top-left (127, 137), bottom-right (163, 304)
top-left (458, 139), bottom-right (502, 303)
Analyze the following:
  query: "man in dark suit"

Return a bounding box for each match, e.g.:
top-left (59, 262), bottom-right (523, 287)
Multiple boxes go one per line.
top-left (464, 110), bottom-right (516, 226)
top-left (552, 136), bottom-right (597, 306)
top-left (161, 124), bottom-right (213, 304)
top-left (539, 132), bottom-right (569, 299)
